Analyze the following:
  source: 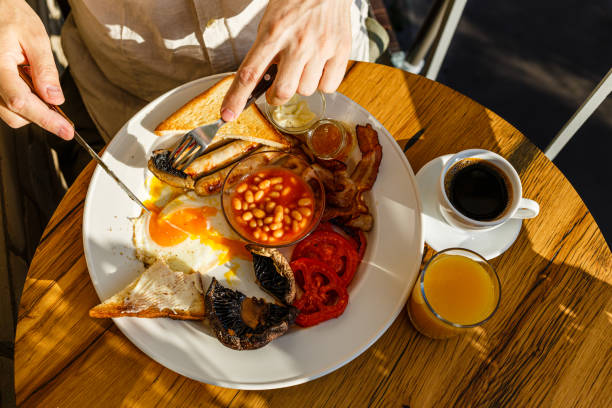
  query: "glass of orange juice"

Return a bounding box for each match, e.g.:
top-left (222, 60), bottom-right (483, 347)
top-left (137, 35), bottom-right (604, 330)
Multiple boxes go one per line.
top-left (408, 248), bottom-right (501, 339)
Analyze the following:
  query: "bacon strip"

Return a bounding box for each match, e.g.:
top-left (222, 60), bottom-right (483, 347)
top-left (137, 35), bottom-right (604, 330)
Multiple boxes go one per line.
top-left (331, 171), bottom-right (358, 208)
top-left (319, 124), bottom-right (382, 231)
top-left (351, 145), bottom-right (382, 191)
top-left (356, 124), bottom-right (380, 154)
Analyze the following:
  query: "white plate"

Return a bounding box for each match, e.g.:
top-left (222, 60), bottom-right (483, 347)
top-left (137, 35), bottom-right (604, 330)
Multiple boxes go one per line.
top-left (82, 73), bottom-right (424, 389)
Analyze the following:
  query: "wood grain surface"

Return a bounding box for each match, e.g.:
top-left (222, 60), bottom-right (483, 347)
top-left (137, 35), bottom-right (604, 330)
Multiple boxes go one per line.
top-left (14, 62), bottom-right (612, 408)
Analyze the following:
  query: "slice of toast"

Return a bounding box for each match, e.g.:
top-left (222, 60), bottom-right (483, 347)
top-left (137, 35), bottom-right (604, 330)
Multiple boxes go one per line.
top-left (89, 261), bottom-right (204, 320)
top-left (155, 75), bottom-right (289, 149)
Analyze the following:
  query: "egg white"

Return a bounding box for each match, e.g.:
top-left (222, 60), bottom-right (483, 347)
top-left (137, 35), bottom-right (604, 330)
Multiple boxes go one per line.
top-left (134, 186), bottom-right (274, 301)
top-left (134, 193), bottom-right (239, 273)
top-left (143, 174), bottom-right (183, 209)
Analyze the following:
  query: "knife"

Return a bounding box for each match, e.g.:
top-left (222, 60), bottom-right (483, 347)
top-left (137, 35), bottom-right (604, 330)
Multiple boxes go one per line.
top-left (17, 65), bottom-right (150, 214)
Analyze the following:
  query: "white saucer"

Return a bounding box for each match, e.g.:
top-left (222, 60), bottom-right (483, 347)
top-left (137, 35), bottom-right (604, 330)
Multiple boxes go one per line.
top-left (415, 155), bottom-right (522, 260)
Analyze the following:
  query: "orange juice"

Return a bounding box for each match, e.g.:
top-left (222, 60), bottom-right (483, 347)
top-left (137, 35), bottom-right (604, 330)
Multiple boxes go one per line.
top-left (408, 251), bottom-right (499, 339)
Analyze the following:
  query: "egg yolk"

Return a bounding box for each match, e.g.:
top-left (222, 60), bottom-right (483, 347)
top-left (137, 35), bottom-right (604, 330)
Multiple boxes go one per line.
top-left (224, 264), bottom-right (240, 285)
top-left (148, 206), bottom-right (251, 263)
top-left (143, 176), bottom-right (184, 211)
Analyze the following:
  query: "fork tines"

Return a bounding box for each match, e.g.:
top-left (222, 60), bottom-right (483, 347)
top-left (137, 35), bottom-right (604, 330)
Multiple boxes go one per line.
top-left (169, 132), bottom-right (204, 171)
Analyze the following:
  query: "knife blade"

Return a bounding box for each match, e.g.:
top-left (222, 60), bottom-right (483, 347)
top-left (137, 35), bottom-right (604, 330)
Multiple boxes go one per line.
top-left (18, 65), bottom-right (150, 214)
top-left (72, 129), bottom-right (150, 213)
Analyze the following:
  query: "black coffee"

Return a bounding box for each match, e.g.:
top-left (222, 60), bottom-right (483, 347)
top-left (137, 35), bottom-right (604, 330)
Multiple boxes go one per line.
top-left (444, 159), bottom-right (511, 221)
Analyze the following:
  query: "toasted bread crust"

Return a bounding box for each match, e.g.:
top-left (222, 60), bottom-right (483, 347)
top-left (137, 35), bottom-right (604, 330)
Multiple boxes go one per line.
top-left (89, 304), bottom-right (203, 320)
top-left (154, 74), bottom-right (289, 149)
top-left (155, 75), bottom-right (234, 134)
top-left (89, 261), bottom-right (205, 320)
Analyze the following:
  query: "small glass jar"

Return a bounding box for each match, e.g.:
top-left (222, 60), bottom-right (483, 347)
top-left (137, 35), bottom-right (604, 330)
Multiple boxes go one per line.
top-left (264, 92), bottom-right (326, 135)
top-left (305, 119), bottom-right (349, 160)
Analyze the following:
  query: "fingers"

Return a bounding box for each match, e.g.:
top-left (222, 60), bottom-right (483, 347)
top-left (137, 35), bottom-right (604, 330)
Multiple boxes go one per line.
top-left (0, 3), bottom-right (70, 139)
top-left (0, 63), bottom-right (73, 139)
top-left (220, 41), bottom-right (276, 122)
top-left (0, 104), bottom-right (29, 128)
top-left (19, 22), bottom-right (64, 105)
top-left (266, 50), bottom-right (306, 105)
top-left (297, 59), bottom-right (326, 96)
top-left (318, 53), bottom-right (349, 94)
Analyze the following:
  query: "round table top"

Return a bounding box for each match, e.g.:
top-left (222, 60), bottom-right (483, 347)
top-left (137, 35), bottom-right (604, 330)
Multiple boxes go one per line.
top-left (15, 62), bottom-right (611, 407)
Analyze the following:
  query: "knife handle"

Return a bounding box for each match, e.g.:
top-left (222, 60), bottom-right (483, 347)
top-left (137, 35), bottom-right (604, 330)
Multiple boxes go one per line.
top-left (243, 64), bottom-right (277, 110)
top-left (17, 65), bottom-right (74, 128)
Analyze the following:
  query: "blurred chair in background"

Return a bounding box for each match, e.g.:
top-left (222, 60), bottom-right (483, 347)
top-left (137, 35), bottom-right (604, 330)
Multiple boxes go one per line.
top-left (390, 0), bottom-right (467, 80)
top-left (545, 67), bottom-right (612, 160)
top-left (382, 0), bottom-right (612, 164)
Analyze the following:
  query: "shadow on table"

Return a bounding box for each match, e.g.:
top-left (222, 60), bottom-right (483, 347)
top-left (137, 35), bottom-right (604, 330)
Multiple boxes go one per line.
top-left (225, 230), bottom-right (609, 408)
top-left (348, 72), bottom-right (611, 407)
top-left (15, 240), bottom-right (229, 407)
top-left (224, 71), bottom-right (610, 407)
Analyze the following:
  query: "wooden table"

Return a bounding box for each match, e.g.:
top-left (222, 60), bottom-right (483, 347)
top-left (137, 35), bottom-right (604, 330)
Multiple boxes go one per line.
top-left (14, 62), bottom-right (611, 407)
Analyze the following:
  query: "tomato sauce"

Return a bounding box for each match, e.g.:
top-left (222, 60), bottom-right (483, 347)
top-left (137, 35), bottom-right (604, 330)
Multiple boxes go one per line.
top-left (229, 167), bottom-right (316, 245)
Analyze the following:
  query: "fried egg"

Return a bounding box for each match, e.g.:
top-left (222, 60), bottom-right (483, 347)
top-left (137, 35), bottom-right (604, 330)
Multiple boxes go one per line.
top-left (142, 175), bottom-right (183, 211)
top-left (134, 189), bottom-right (251, 276)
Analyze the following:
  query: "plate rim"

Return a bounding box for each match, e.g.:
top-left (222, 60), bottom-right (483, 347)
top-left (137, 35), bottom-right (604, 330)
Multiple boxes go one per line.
top-left (82, 73), bottom-right (424, 389)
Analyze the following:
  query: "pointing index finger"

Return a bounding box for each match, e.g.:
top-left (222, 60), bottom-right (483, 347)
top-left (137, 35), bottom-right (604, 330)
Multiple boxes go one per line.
top-left (221, 40), bottom-right (277, 122)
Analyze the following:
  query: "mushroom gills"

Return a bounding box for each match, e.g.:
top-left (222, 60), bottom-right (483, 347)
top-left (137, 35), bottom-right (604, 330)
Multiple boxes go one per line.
top-left (205, 278), bottom-right (297, 350)
top-left (247, 245), bottom-right (296, 305)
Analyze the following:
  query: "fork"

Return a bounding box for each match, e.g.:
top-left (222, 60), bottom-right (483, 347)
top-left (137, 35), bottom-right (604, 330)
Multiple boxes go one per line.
top-left (169, 64), bottom-right (278, 171)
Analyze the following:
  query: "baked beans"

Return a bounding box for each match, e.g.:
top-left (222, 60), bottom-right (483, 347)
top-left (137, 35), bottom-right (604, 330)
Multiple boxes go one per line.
top-left (229, 167), bottom-right (316, 245)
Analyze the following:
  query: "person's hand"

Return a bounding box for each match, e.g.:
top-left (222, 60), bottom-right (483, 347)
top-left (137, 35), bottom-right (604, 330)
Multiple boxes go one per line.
top-left (0, 0), bottom-right (73, 139)
top-left (221, 0), bottom-right (352, 121)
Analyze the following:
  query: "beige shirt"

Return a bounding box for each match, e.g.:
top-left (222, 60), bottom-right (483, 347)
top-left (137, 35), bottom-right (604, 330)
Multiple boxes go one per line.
top-left (62, 0), bottom-right (370, 141)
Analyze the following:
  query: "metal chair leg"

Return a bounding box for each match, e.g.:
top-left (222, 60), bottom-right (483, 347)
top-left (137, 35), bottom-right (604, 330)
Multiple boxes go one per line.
top-left (404, 0), bottom-right (448, 69)
top-left (544, 67), bottom-right (612, 160)
top-left (422, 0), bottom-right (468, 81)
top-left (392, 0), bottom-right (468, 79)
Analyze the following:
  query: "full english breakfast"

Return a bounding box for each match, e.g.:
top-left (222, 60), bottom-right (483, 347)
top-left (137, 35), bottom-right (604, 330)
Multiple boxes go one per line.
top-left (90, 74), bottom-right (382, 350)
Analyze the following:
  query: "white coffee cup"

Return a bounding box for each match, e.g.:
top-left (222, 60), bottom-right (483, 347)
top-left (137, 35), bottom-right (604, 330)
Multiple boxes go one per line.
top-left (438, 149), bottom-right (539, 231)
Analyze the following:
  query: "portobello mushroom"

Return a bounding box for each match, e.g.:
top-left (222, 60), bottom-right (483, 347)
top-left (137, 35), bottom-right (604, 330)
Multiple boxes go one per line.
top-left (246, 245), bottom-right (296, 305)
top-left (204, 278), bottom-right (298, 350)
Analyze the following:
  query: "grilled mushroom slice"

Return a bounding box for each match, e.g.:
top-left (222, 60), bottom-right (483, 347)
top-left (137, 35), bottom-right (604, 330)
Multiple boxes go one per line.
top-left (246, 245), bottom-right (296, 305)
top-left (205, 278), bottom-right (298, 350)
